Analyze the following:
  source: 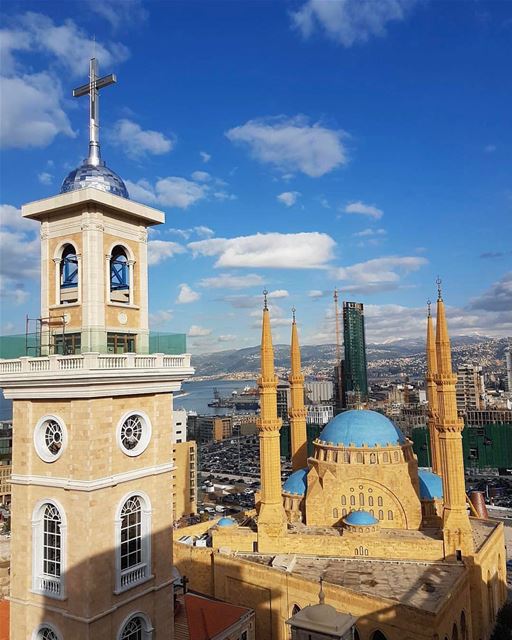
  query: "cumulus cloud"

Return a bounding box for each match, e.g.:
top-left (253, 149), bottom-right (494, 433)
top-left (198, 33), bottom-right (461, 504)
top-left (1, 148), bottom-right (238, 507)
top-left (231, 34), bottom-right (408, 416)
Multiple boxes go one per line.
top-left (199, 273), bottom-right (264, 289)
top-left (308, 289), bottom-right (329, 298)
top-left (108, 119), bottom-right (173, 158)
top-left (167, 226), bottom-right (214, 240)
top-left (126, 177), bottom-right (208, 209)
top-left (291, 0), bottom-right (418, 48)
top-left (176, 283), bottom-right (200, 304)
top-left (191, 170), bottom-right (211, 182)
top-left (0, 204), bottom-right (38, 233)
top-left (344, 201), bottom-right (383, 220)
top-left (332, 256), bottom-right (428, 292)
top-left (268, 289), bottom-right (289, 299)
top-left (189, 232), bottom-right (336, 269)
top-left (353, 228), bottom-right (386, 237)
top-left (200, 151), bottom-right (211, 163)
top-left (87, 0), bottom-right (148, 30)
top-left (37, 172), bottom-right (53, 185)
top-left (188, 325), bottom-right (212, 337)
top-left (149, 309), bottom-right (173, 327)
top-left (147, 240), bottom-right (186, 265)
top-left (469, 272), bottom-right (512, 313)
top-left (218, 334), bottom-right (236, 342)
top-left (277, 191), bottom-right (301, 207)
top-left (226, 116), bottom-right (347, 177)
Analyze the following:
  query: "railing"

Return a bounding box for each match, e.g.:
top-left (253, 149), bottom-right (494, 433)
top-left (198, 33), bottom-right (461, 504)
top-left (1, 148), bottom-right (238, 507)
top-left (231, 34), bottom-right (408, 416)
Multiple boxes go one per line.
top-left (0, 352), bottom-right (192, 375)
top-left (120, 564), bottom-right (147, 589)
top-left (38, 576), bottom-right (61, 597)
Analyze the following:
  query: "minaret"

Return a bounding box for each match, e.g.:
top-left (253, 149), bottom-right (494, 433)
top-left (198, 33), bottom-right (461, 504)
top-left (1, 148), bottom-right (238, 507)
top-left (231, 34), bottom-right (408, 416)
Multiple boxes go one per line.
top-left (425, 300), bottom-right (441, 474)
top-left (257, 291), bottom-right (287, 544)
top-left (289, 308), bottom-right (308, 471)
top-left (434, 279), bottom-right (474, 557)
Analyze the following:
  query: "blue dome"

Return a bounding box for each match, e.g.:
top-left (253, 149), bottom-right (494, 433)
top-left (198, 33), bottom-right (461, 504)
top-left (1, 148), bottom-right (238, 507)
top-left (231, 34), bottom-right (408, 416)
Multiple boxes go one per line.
top-left (60, 160), bottom-right (129, 199)
top-left (217, 517), bottom-right (236, 527)
top-left (283, 468), bottom-right (309, 496)
top-left (344, 510), bottom-right (379, 525)
top-left (418, 469), bottom-right (443, 499)
top-left (318, 410), bottom-right (406, 447)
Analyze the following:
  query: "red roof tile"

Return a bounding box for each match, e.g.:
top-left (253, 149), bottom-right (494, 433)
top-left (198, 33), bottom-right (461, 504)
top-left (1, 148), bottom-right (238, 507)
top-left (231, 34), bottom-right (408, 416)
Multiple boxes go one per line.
top-left (184, 593), bottom-right (250, 640)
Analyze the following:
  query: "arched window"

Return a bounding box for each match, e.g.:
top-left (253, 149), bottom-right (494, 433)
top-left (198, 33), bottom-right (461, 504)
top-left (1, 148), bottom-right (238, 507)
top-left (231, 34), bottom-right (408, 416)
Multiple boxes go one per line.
top-left (60, 245), bottom-right (78, 289)
top-left (371, 632), bottom-right (389, 640)
top-left (34, 624), bottom-right (62, 640)
top-left (383, 452), bottom-right (389, 463)
top-left (342, 508), bottom-right (347, 516)
top-left (394, 451), bottom-right (399, 462)
top-left (32, 501), bottom-right (66, 598)
top-left (110, 246), bottom-right (130, 304)
top-left (344, 452), bottom-right (350, 463)
top-left (350, 495), bottom-right (355, 506)
top-left (115, 494), bottom-right (152, 593)
top-left (370, 453), bottom-right (377, 464)
top-left (357, 452), bottom-right (363, 463)
top-left (378, 496), bottom-right (383, 507)
top-left (388, 510), bottom-right (393, 520)
top-left (291, 604), bottom-right (301, 616)
top-left (460, 611), bottom-right (467, 640)
top-left (368, 496), bottom-right (374, 507)
top-left (333, 508), bottom-right (338, 519)
top-left (118, 613), bottom-right (152, 640)
top-left (341, 495), bottom-right (346, 505)
top-left (378, 510), bottom-right (384, 520)
top-left (359, 493), bottom-right (364, 506)
top-left (452, 623), bottom-right (459, 640)
top-left (355, 548), bottom-right (358, 555)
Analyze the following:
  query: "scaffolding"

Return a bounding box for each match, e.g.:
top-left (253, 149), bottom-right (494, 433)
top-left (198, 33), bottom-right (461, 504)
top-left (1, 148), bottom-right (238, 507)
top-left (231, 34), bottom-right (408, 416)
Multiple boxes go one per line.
top-left (25, 315), bottom-right (67, 357)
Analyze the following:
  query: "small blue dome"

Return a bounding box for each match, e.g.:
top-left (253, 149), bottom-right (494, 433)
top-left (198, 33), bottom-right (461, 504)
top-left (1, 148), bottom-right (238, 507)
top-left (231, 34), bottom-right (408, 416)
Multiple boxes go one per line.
top-left (344, 510), bottom-right (379, 526)
top-left (283, 468), bottom-right (309, 496)
top-left (418, 469), bottom-right (443, 499)
top-left (61, 160), bottom-right (129, 199)
top-left (318, 410), bottom-right (406, 447)
top-left (217, 517), bottom-right (236, 527)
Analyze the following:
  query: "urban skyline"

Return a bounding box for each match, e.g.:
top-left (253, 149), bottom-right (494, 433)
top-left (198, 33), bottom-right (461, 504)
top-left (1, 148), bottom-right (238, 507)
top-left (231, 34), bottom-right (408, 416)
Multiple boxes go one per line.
top-left (1, 0), bottom-right (511, 353)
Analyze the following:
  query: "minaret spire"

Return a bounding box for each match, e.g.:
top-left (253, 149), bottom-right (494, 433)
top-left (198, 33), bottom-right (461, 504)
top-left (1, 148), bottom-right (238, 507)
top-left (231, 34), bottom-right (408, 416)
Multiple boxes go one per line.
top-left (433, 281), bottom-right (473, 557)
top-left (289, 309), bottom-right (308, 471)
top-left (426, 300), bottom-right (441, 474)
top-left (73, 57), bottom-right (117, 167)
top-left (257, 293), bottom-right (287, 545)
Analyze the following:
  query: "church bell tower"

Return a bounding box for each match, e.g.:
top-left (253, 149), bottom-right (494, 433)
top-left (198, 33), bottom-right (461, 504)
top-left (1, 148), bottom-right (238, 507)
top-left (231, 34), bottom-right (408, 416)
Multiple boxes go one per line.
top-left (0, 58), bottom-right (193, 640)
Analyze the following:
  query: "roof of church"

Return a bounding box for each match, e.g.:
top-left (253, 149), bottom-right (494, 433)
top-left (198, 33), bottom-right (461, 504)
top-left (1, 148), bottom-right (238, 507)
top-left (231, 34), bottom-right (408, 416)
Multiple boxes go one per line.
top-left (344, 510), bottom-right (379, 526)
top-left (418, 469), bottom-right (444, 499)
top-left (283, 467), bottom-right (309, 496)
top-left (318, 409), bottom-right (406, 448)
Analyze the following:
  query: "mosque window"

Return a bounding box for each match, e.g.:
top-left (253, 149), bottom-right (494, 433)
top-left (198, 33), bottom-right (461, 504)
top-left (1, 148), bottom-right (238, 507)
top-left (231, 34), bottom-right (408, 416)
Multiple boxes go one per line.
top-left (368, 496), bottom-right (374, 507)
top-left (370, 509), bottom-right (374, 516)
top-left (378, 510), bottom-right (384, 520)
top-left (344, 452), bottom-right (350, 463)
top-left (370, 453), bottom-right (377, 464)
top-left (359, 493), bottom-right (364, 506)
top-left (333, 509), bottom-right (338, 519)
top-left (32, 500), bottom-right (66, 598)
top-left (117, 411), bottom-right (151, 457)
top-left (110, 245), bottom-right (131, 304)
top-left (342, 509), bottom-right (347, 516)
top-left (350, 496), bottom-right (355, 506)
top-left (355, 548), bottom-right (358, 555)
top-left (378, 497), bottom-right (383, 507)
top-left (383, 452), bottom-right (389, 463)
top-left (388, 510), bottom-right (393, 521)
top-left (34, 625), bottom-right (62, 640)
top-left (34, 415), bottom-right (67, 463)
top-left (359, 546), bottom-right (364, 555)
top-left (394, 452), bottom-right (399, 462)
top-left (341, 496), bottom-right (346, 506)
top-left (357, 453), bottom-right (363, 463)
top-left (115, 494), bottom-right (151, 593)
top-left (118, 613), bottom-right (152, 640)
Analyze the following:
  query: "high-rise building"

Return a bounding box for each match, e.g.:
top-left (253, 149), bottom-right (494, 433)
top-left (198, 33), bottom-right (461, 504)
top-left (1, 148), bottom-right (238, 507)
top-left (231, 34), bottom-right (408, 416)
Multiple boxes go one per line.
top-left (506, 342), bottom-right (512, 392)
top-left (343, 301), bottom-right (368, 402)
top-left (456, 364), bottom-right (485, 414)
top-left (0, 58), bottom-right (194, 640)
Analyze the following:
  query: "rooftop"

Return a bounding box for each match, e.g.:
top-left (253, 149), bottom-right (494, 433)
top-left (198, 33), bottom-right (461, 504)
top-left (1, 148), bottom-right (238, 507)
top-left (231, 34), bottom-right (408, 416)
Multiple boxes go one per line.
top-left (318, 410), bottom-right (406, 448)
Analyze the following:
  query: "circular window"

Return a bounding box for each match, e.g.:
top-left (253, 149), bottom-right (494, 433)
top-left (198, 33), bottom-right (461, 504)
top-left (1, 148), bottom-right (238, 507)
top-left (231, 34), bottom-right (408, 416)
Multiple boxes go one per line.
top-left (117, 411), bottom-right (151, 457)
top-left (34, 415), bottom-right (67, 463)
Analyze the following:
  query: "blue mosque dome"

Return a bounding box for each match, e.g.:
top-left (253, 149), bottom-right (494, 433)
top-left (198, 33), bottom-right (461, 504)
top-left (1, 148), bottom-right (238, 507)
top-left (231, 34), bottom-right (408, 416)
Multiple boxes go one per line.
top-left (318, 410), bottom-right (406, 448)
top-left (217, 517), bottom-right (236, 527)
top-left (418, 469), bottom-right (444, 499)
top-left (283, 468), bottom-right (309, 496)
top-left (344, 510), bottom-right (379, 526)
top-left (60, 159), bottom-right (129, 199)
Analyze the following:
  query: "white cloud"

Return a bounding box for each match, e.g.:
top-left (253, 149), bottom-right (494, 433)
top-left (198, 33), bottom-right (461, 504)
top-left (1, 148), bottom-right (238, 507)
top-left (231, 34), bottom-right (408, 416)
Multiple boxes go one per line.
top-left (0, 204), bottom-right (38, 233)
top-left (38, 172), bottom-right (53, 185)
top-left (218, 334), bottom-right (236, 342)
top-left (108, 119), bottom-right (173, 158)
top-left (176, 283), bottom-right (200, 304)
top-left (199, 273), bottom-right (264, 289)
top-left (188, 325), bottom-right (212, 337)
top-left (308, 289), bottom-right (327, 298)
top-left (126, 177), bottom-right (208, 209)
top-left (189, 232), bottom-right (336, 269)
top-left (191, 170), bottom-right (211, 182)
top-left (277, 191), bottom-right (301, 207)
top-left (149, 309), bottom-right (173, 327)
top-left (469, 272), bottom-right (512, 313)
top-left (212, 191), bottom-right (237, 201)
top-left (353, 228), bottom-right (386, 237)
top-left (167, 226), bottom-right (214, 240)
top-left (344, 201), bottom-right (383, 220)
top-left (268, 289), bottom-right (289, 299)
top-left (226, 115), bottom-right (347, 177)
top-left (147, 240), bottom-right (186, 266)
top-left (291, 0), bottom-right (417, 48)
top-left (0, 223), bottom-right (40, 305)
top-left (0, 72), bottom-right (75, 149)
top-left (200, 151), bottom-right (211, 163)
top-left (332, 256), bottom-right (428, 292)
top-left (87, 0), bottom-right (148, 30)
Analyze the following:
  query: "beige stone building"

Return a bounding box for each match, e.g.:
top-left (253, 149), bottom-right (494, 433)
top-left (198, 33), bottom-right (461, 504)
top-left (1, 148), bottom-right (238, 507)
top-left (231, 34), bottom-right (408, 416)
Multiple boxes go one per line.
top-left (174, 292), bottom-right (507, 640)
top-left (0, 58), bottom-right (194, 640)
top-left (173, 441), bottom-right (198, 522)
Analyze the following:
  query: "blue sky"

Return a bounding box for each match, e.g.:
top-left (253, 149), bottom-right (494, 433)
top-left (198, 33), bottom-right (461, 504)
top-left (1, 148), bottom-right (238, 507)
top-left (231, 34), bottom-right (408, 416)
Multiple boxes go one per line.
top-left (0, 0), bottom-right (511, 352)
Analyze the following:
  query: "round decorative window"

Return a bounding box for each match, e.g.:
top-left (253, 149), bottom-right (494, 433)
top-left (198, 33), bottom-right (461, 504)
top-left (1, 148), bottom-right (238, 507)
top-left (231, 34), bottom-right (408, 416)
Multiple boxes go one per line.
top-left (117, 411), bottom-right (151, 457)
top-left (34, 415), bottom-right (67, 463)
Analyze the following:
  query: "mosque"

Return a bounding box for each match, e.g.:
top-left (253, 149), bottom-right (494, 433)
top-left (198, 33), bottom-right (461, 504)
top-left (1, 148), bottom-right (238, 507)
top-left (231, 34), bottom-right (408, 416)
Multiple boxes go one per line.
top-left (175, 293), bottom-right (507, 640)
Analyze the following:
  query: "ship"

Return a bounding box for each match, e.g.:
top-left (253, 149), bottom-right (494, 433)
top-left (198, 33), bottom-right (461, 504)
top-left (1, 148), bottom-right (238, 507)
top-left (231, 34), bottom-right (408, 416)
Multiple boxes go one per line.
top-left (208, 386), bottom-right (259, 411)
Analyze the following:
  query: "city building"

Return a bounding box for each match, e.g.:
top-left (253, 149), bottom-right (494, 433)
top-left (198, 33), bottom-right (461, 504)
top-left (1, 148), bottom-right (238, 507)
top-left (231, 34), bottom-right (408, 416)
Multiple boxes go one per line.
top-left (172, 441), bottom-right (197, 521)
top-left (173, 408), bottom-right (188, 444)
top-left (456, 364), bottom-right (485, 414)
top-left (343, 301), bottom-right (369, 403)
top-left (465, 408), bottom-right (512, 427)
top-left (0, 58), bottom-right (194, 640)
top-left (0, 422), bottom-right (12, 507)
top-left (306, 404), bottom-right (334, 426)
top-left (305, 380), bottom-right (334, 404)
top-left (190, 415), bottom-right (233, 443)
top-left (174, 288), bottom-right (507, 640)
top-left (506, 342), bottom-right (512, 392)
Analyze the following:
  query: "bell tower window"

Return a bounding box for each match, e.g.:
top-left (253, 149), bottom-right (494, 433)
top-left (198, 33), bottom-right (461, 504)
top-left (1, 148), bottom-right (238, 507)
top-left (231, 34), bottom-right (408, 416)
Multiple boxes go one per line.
top-left (32, 500), bottom-right (66, 599)
top-left (59, 244), bottom-right (79, 304)
top-left (110, 246), bottom-right (130, 304)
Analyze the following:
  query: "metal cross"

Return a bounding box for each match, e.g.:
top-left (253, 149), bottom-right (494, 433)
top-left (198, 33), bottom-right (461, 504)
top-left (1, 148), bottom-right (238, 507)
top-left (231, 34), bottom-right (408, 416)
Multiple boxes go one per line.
top-left (73, 58), bottom-right (117, 166)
